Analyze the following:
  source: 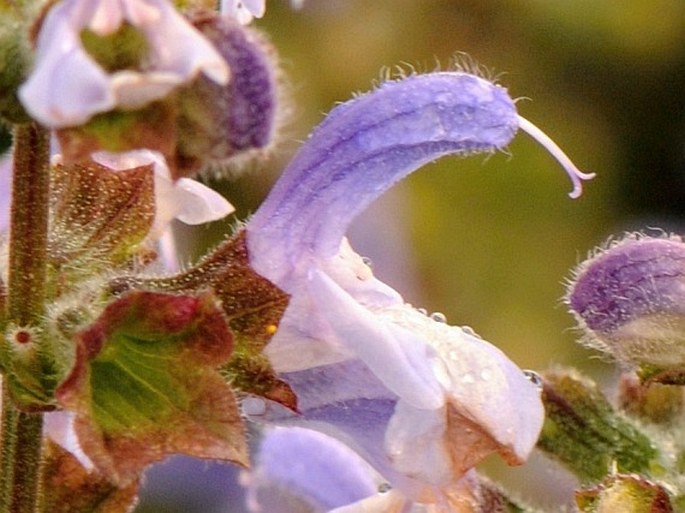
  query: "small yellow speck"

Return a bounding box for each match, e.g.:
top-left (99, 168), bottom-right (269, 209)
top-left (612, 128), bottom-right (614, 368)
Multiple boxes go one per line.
top-left (265, 324), bottom-right (278, 335)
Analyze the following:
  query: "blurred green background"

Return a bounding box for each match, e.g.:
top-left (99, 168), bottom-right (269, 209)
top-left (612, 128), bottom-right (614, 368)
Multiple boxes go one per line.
top-left (139, 0), bottom-right (685, 511)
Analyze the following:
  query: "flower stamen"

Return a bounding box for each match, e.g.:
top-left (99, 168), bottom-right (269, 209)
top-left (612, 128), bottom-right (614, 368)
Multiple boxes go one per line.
top-left (517, 115), bottom-right (595, 199)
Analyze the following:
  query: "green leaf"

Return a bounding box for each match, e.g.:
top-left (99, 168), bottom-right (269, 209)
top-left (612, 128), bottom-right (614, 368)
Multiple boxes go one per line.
top-left (111, 230), bottom-right (297, 410)
top-left (55, 290), bottom-right (247, 484)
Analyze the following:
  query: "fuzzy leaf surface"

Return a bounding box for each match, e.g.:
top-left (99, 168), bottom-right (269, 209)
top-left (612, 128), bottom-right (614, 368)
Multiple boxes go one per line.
top-left (112, 231), bottom-right (296, 410)
top-left (49, 161), bottom-right (155, 284)
top-left (56, 290), bottom-right (247, 484)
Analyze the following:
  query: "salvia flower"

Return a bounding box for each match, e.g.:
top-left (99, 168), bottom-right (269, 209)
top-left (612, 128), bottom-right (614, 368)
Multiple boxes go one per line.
top-left (19, 0), bottom-right (229, 128)
top-left (567, 235), bottom-right (685, 368)
top-left (245, 426), bottom-right (521, 513)
top-left (243, 71), bottom-right (592, 505)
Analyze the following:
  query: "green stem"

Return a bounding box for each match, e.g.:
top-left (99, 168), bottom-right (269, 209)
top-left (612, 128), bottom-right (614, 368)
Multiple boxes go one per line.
top-left (0, 400), bottom-right (43, 513)
top-left (0, 122), bottom-right (50, 513)
top-left (6, 122), bottom-right (50, 325)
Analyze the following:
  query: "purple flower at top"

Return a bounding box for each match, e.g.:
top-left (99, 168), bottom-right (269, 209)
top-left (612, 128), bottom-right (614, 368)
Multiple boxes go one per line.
top-left (19, 0), bottom-right (229, 128)
top-left (243, 71), bottom-right (592, 506)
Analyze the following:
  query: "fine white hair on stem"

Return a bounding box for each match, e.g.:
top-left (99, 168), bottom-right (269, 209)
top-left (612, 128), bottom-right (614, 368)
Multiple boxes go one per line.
top-left (517, 115), bottom-right (596, 199)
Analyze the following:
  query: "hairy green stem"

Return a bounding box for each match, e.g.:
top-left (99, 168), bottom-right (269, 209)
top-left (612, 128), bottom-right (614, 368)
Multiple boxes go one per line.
top-left (0, 122), bottom-right (50, 513)
top-left (6, 123), bottom-right (49, 325)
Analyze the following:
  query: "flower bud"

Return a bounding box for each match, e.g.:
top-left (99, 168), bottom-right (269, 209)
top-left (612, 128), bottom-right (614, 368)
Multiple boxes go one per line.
top-left (567, 236), bottom-right (685, 368)
top-left (618, 371), bottom-right (685, 425)
top-left (176, 12), bottom-right (280, 177)
top-left (538, 370), bottom-right (659, 483)
top-left (576, 474), bottom-right (674, 513)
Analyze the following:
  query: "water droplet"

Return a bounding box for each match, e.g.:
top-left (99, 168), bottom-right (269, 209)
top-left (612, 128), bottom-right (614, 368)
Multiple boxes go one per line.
top-left (461, 325), bottom-right (482, 339)
top-left (417, 307), bottom-right (428, 316)
top-left (378, 482), bottom-right (392, 493)
top-left (448, 350), bottom-right (459, 361)
top-left (523, 370), bottom-right (543, 390)
top-left (480, 369), bottom-right (491, 381)
top-left (361, 256), bottom-right (374, 269)
top-left (430, 312), bottom-right (447, 323)
top-left (242, 397), bottom-right (267, 416)
top-left (461, 373), bottom-right (475, 384)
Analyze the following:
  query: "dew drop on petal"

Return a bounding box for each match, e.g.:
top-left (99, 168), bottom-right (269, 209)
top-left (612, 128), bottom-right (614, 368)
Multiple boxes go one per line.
top-left (242, 396), bottom-right (267, 416)
top-left (461, 373), bottom-right (475, 384)
top-left (378, 482), bottom-right (392, 493)
top-left (430, 311), bottom-right (447, 323)
top-left (417, 307), bottom-right (428, 316)
top-left (523, 370), bottom-right (543, 390)
top-left (361, 256), bottom-right (374, 269)
top-left (461, 325), bottom-right (482, 339)
top-left (480, 369), bottom-right (491, 381)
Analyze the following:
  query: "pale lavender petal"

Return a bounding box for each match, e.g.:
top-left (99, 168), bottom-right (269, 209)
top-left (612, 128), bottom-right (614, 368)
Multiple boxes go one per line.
top-left (19, 0), bottom-right (229, 128)
top-left (221, 0), bottom-right (266, 24)
top-left (264, 240), bottom-right (403, 373)
top-left (306, 268), bottom-right (444, 410)
top-left (247, 72), bottom-right (518, 286)
top-left (253, 359), bottom-right (425, 495)
top-left (19, 0), bottom-right (115, 127)
top-left (245, 427), bottom-right (380, 513)
top-left (174, 178), bottom-right (235, 224)
top-left (44, 411), bottom-right (94, 470)
top-left (384, 402), bottom-right (451, 487)
top-left (133, 0), bottom-right (229, 86)
top-left (380, 305), bottom-right (544, 464)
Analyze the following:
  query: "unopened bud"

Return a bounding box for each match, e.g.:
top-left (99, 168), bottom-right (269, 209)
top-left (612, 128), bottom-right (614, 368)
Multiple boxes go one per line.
top-left (576, 474), bottom-right (674, 513)
top-left (618, 372), bottom-right (685, 425)
top-left (538, 370), bottom-right (659, 483)
top-left (177, 12), bottom-right (280, 177)
top-left (567, 235), bottom-right (685, 368)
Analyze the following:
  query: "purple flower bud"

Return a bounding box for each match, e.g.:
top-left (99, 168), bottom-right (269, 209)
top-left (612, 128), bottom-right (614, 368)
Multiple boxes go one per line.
top-left (567, 236), bottom-right (685, 367)
top-left (178, 13), bottom-right (279, 174)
